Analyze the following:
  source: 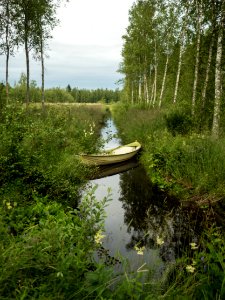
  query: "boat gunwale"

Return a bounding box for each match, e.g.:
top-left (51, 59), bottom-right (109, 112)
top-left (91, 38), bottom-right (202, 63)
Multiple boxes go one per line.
top-left (81, 142), bottom-right (141, 158)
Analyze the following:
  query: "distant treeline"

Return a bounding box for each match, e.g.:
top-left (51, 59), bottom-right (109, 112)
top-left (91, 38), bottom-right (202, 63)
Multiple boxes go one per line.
top-left (0, 74), bottom-right (120, 105)
top-left (68, 85), bottom-right (120, 103)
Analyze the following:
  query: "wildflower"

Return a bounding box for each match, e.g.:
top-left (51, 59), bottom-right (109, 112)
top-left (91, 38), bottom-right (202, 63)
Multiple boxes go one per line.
top-left (134, 245), bottom-right (145, 255)
top-left (156, 236), bottom-right (164, 246)
top-left (6, 202), bottom-right (12, 210)
top-left (94, 230), bottom-right (105, 244)
top-left (190, 242), bottom-right (198, 250)
top-left (186, 265), bottom-right (195, 273)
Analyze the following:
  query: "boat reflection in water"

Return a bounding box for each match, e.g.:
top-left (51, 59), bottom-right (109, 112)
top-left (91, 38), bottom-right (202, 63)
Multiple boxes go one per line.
top-left (91, 157), bottom-right (139, 180)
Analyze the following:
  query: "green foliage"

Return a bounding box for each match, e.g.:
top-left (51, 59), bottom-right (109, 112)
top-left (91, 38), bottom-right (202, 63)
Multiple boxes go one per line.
top-left (71, 87), bottom-right (121, 103)
top-left (0, 103), bottom-right (105, 204)
top-left (112, 102), bottom-right (225, 299)
top-left (163, 228), bottom-right (225, 299)
top-left (45, 87), bottom-right (74, 103)
top-left (0, 189), bottom-right (110, 299)
top-left (165, 110), bottom-right (193, 136)
top-left (112, 102), bottom-right (225, 198)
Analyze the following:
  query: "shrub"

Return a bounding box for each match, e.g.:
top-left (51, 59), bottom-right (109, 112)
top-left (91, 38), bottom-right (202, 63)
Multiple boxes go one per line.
top-left (165, 110), bottom-right (193, 136)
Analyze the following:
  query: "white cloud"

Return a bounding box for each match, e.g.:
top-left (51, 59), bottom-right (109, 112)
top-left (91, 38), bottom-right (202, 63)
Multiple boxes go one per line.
top-left (0, 0), bottom-right (134, 89)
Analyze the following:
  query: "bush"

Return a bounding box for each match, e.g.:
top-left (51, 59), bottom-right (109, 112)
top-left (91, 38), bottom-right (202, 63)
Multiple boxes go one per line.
top-left (165, 110), bottom-right (193, 136)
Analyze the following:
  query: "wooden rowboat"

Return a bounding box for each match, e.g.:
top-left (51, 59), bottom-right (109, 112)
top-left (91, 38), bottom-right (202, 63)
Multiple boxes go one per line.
top-left (80, 141), bottom-right (141, 166)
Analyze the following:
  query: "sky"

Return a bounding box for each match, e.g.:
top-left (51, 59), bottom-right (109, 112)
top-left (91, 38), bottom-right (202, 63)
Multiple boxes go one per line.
top-left (0, 0), bottom-right (135, 90)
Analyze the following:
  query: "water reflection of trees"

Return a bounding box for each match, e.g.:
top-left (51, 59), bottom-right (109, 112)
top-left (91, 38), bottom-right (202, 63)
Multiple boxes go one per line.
top-left (119, 165), bottom-right (206, 262)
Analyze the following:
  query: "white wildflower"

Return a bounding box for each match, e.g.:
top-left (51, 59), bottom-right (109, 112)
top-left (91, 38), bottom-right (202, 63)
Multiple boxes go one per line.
top-left (186, 265), bottom-right (195, 273)
top-left (190, 242), bottom-right (198, 250)
top-left (134, 245), bottom-right (145, 255)
top-left (156, 236), bottom-right (164, 246)
top-left (94, 230), bottom-right (105, 244)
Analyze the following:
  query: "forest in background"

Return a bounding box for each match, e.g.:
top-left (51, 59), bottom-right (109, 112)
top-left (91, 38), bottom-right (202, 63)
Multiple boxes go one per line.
top-left (0, 77), bottom-right (120, 106)
top-left (120, 0), bottom-right (225, 138)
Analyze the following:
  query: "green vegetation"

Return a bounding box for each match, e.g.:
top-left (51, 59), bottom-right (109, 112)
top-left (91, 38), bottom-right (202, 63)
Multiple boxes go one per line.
top-left (120, 0), bottom-right (225, 138)
top-left (0, 75), bottom-right (120, 106)
top-left (0, 103), bottom-right (105, 206)
top-left (1, 0), bottom-right (225, 298)
top-left (112, 102), bottom-right (225, 298)
top-left (112, 103), bottom-right (225, 200)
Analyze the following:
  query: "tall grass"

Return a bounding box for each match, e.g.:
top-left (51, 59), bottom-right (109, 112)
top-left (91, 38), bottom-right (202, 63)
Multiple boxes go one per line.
top-left (111, 102), bottom-right (225, 299)
top-left (112, 103), bottom-right (225, 199)
top-left (0, 103), bottom-right (106, 206)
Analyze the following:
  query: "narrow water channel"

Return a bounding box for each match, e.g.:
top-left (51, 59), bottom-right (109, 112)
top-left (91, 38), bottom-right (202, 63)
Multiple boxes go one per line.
top-left (84, 118), bottom-right (206, 274)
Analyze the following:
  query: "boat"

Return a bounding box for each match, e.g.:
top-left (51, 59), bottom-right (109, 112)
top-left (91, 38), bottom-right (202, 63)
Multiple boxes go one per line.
top-left (80, 141), bottom-right (141, 166)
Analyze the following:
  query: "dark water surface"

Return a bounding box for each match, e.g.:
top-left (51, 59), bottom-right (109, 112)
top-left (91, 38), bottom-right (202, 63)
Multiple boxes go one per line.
top-left (84, 119), bottom-right (206, 273)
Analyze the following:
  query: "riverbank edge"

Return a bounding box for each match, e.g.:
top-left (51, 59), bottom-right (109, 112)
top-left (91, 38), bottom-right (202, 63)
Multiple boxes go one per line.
top-left (110, 103), bottom-right (225, 217)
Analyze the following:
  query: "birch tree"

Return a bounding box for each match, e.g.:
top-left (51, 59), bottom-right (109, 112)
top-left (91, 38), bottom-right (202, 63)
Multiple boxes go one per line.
top-left (191, 0), bottom-right (203, 116)
top-left (212, 0), bottom-right (225, 138)
top-left (173, 2), bottom-right (189, 104)
top-left (0, 0), bottom-right (17, 102)
top-left (33, 0), bottom-right (58, 109)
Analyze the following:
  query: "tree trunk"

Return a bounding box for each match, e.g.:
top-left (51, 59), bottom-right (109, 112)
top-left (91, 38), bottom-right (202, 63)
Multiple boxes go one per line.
top-left (138, 75), bottom-right (142, 103)
top-left (131, 81), bottom-right (134, 104)
top-left (152, 40), bottom-right (157, 107)
top-left (173, 10), bottom-right (188, 104)
top-left (25, 37), bottom-right (30, 107)
top-left (144, 72), bottom-right (149, 104)
top-left (159, 54), bottom-right (169, 108)
top-left (201, 32), bottom-right (214, 109)
top-left (150, 79), bottom-right (155, 106)
top-left (41, 35), bottom-right (45, 110)
top-left (212, 28), bottom-right (223, 138)
top-left (5, 44), bottom-right (9, 104)
top-left (5, 1), bottom-right (9, 103)
top-left (192, 0), bottom-right (202, 116)
top-left (173, 40), bottom-right (184, 104)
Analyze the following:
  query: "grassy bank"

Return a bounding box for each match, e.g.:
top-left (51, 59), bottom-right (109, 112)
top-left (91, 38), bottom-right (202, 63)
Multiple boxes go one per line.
top-left (0, 103), bottom-right (106, 207)
top-left (111, 103), bottom-right (225, 202)
top-left (111, 102), bottom-right (225, 298)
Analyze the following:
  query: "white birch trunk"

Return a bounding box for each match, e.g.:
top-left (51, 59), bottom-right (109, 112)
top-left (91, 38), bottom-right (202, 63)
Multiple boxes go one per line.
top-left (173, 9), bottom-right (189, 104)
top-left (131, 81), bottom-right (134, 104)
top-left (212, 28), bottom-right (223, 138)
top-left (192, 0), bottom-right (202, 116)
top-left (5, 1), bottom-right (9, 104)
top-left (150, 79), bottom-right (155, 106)
top-left (153, 40), bottom-right (157, 107)
top-left (159, 54), bottom-right (169, 108)
top-left (138, 76), bottom-right (142, 102)
top-left (41, 33), bottom-right (45, 110)
top-left (201, 32), bottom-right (214, 109)
top-left (144, 73), bottom-right (149, 104)
top-left (173, 40), bottom-right (184, 104)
